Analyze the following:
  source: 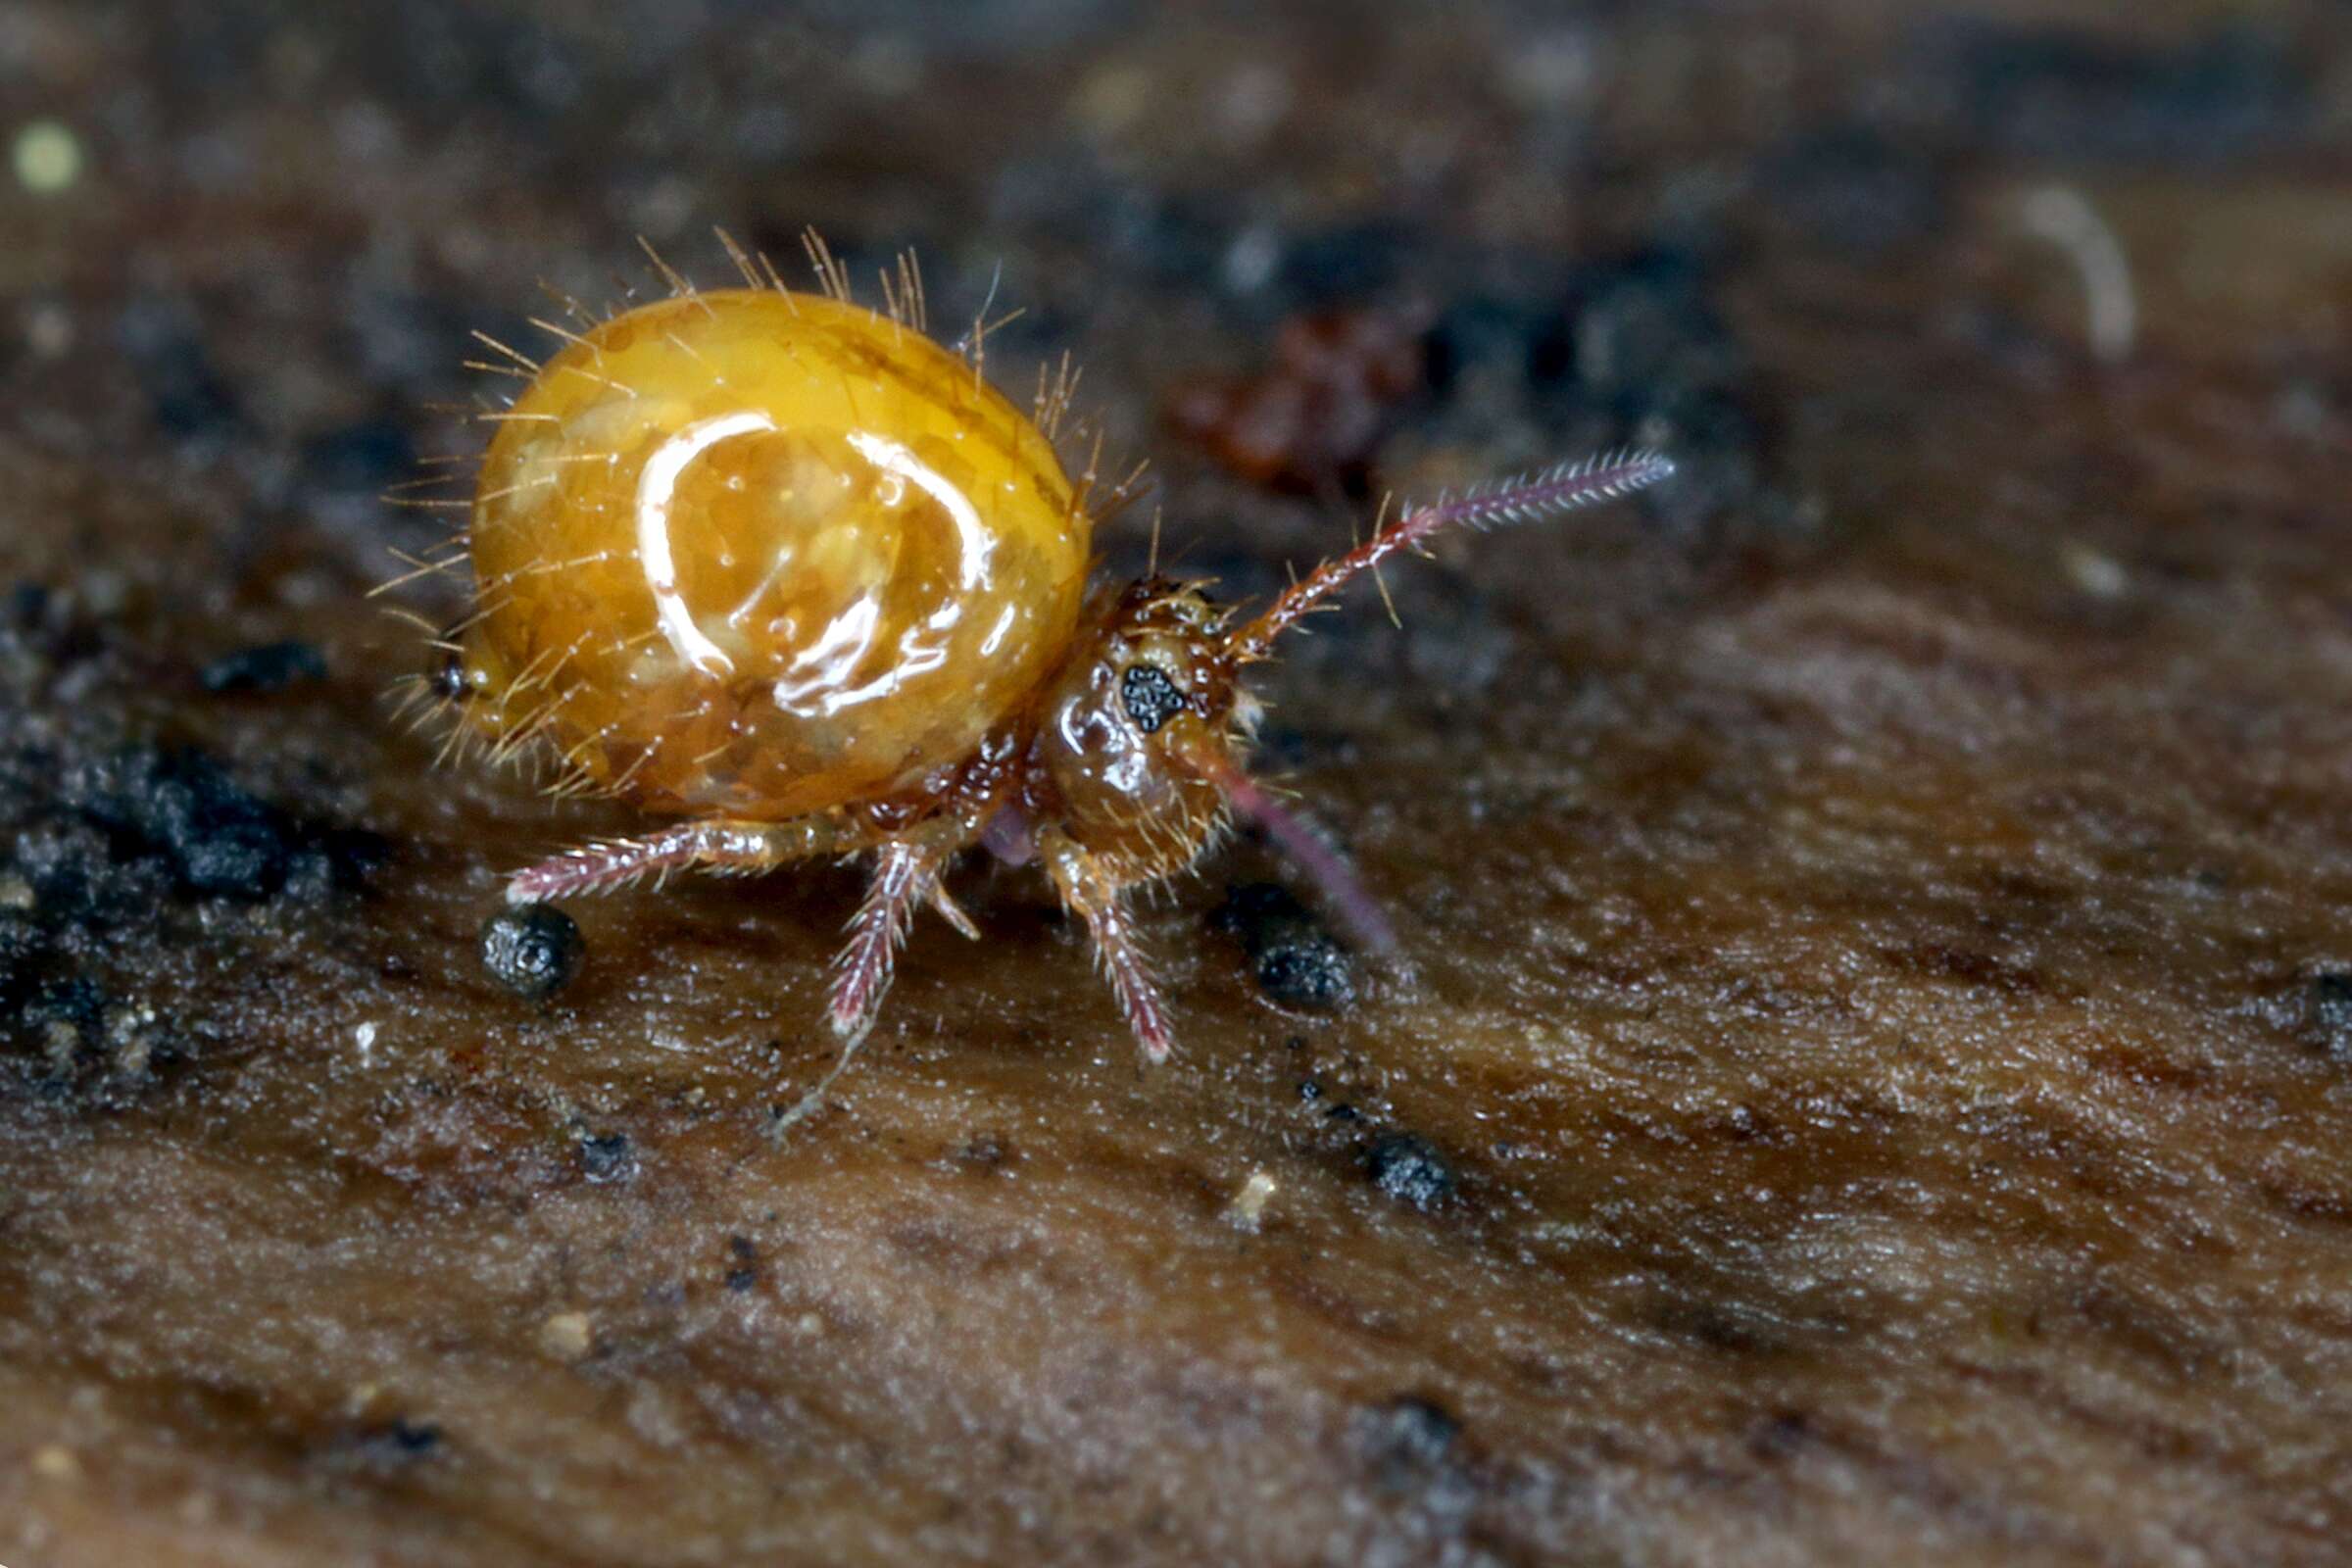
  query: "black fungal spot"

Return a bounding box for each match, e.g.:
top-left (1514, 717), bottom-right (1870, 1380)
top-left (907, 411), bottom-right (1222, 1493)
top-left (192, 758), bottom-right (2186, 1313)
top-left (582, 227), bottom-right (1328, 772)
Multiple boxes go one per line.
top-left (577, 1132), bottom-right (636, 1185)
top-left (481, 904), bottom-right (582, 1002)
top-left (1360, 1395), bottom-right (1461, 1470)
top-left (1213, 883), bottom-right (1354, 1010)
top-left (1295, 1078), bottom-right (1361, 1123)
top-left (6, 963), bottom-right (178, 1109)
top-left (1119, 662), bottom-right (1184, 734)
top-left (1557, 252), bottom-right (1749, 433)
top-left (1257, 941), bottom-right (1354, 1011)
top-left (10, 817), bottom-right (128, 921)
top-left (21, 975), bottom-right (107, 1074)
top-left (1364, 1132), bottom-right (1453, 1211)
top-left (1424, 289), bottom-right (1555, 403)
top-left (2306, 973), bottom-right (2352, 1058)
top-left (1293, 1079), bottom-right (1363, 1124)
top-left (69, 747), bottom-right (302, 901)
top-left (0, 910), bottom-right (41, 990)
top-left (199, 640), bottom-right (328, 694)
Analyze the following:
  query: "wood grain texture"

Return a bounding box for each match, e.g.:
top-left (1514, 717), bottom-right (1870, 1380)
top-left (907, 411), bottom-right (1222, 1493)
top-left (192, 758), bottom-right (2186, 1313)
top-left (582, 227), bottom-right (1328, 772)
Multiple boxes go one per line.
top-left (1, 2), bottom-right (2348, 1563)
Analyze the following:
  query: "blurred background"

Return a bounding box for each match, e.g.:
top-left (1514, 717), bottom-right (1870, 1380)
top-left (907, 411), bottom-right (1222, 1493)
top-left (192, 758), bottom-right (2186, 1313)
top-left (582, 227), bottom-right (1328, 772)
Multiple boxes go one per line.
top-left (3, 3), bottom-right (2350, 1564)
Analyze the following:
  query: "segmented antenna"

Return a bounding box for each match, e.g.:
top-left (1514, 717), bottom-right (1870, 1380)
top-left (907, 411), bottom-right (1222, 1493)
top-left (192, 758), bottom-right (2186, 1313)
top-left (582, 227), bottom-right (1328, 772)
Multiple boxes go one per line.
top-left (1225, 448), bottom-right (1676, 664)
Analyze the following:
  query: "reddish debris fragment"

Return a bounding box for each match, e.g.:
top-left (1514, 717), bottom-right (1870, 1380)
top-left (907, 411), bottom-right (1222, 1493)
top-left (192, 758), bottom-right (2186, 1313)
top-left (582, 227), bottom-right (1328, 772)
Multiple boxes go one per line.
top-left (1167, 307), bottom-right (1428, 492)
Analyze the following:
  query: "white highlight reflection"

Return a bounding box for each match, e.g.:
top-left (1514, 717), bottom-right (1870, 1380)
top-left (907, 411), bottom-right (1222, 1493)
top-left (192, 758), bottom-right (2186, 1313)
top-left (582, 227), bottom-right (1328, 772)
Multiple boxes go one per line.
top-left (636, 410), bottom-right (776, 675)
top-left (844, 430), bottom-right (993, 593)
top-left (636, 420), bottom-right (1000, 716)
top-left (770, 597), bottom-right (881, 715)
top-left (762, 429), bottom-right (993, 718)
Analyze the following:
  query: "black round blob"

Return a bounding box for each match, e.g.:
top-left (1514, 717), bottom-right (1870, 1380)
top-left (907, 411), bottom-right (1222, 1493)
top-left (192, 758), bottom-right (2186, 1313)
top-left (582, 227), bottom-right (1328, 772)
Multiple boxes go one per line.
top-left (1361, 1394), bottom-right (1461, 1469)
top-left (1213, 882), bottom-right (1356, 1011)
top-left (577, 1131), bottom-right (637, 1184)
top-left (480, 903), bottom-right (582, 1002)
top-left (1256, 940), bottom-right (1352, 1010)
top-left (1118, 662), bottom-right (1184, 733)
top-left (1365, 1132), bottom-right (1454, 1211)
top-left (2309, 973), bottom-right (2352, 1058)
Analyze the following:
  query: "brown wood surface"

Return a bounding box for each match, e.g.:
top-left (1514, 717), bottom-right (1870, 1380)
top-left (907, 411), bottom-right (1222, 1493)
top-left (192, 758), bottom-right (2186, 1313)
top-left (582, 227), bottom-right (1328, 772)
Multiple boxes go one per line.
top-left (1, 3), bottom-right (2348, 1563)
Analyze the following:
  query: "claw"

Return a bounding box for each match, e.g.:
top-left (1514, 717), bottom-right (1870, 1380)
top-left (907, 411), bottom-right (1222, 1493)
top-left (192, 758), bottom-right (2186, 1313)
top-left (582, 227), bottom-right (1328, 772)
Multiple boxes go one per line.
top-left (929, 884), bottom-right (982, 940)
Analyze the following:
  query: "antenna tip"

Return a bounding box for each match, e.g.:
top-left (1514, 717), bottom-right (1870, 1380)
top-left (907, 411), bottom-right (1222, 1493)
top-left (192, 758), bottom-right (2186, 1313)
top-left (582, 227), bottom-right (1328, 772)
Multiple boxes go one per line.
top-left (1618, 447), bottom-right (1677, 483)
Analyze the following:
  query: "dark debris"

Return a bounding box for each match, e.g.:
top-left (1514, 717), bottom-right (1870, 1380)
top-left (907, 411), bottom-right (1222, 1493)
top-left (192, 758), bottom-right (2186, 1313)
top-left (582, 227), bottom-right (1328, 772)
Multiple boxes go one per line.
top-left (200, 640), bottom-right (329, 694)
top-left (2304, 973), bottom-right (2352, 1060)
top-left (1360, 1394), bottom-right (1462, 1471)
top-left (345, 1418), bottom-right (446, 1472)
top-left (69, 747), bottom-right (305, 901)
top-left (1168, 306), bottom-right (1427, 494)
top-left (577, 1131), bottom-right (636, 1185)
top-left (1213, 882), bottom-right (1355, 1012)
top-left (1364, 1132), bottom-right (1454, 1212)
top-left (481, 904), bottom-right (583, 1003)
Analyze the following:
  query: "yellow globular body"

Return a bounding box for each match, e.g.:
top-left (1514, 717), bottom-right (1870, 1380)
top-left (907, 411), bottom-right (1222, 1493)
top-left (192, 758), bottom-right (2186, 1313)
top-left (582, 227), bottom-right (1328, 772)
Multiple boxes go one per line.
top-left (465, 289), bottom-right (1091, 818)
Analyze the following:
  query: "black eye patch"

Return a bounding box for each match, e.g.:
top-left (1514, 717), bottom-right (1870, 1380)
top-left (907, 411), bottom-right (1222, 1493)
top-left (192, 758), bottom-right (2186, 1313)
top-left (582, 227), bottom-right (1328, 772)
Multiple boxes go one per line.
top-left (431, 650), bottom-right (471, 701)
top-left (1119, 662), bottom-right (1184, 733)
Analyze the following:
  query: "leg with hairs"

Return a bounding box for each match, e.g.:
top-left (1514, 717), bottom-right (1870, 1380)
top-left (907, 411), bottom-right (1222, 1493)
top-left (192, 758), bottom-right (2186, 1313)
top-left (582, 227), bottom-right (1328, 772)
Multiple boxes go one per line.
top-left (505, 814), bottom-right (878, 904)
top-left (769, 836), bottom-right (957, 1137)
top-left (1041, 828), bottom-right (1175, 1064)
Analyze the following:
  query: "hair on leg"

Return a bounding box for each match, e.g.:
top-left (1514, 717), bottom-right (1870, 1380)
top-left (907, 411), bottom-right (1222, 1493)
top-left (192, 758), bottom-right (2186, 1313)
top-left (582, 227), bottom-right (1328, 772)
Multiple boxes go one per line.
top-left (506, 814), bottom-right (874, 904)
top-left (1041, 828), bottom-right (1175, 1064)
top-left (769, 838), bottom-right (954, 1138)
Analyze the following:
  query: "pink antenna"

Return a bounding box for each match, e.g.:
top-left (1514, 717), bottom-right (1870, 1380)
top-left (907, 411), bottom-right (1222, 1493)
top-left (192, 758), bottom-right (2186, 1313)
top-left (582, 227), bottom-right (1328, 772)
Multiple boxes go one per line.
top-left (1183, 745), bottom-right (1396, 954)
top-left (1225, 448), bottom-right (1675, 664)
